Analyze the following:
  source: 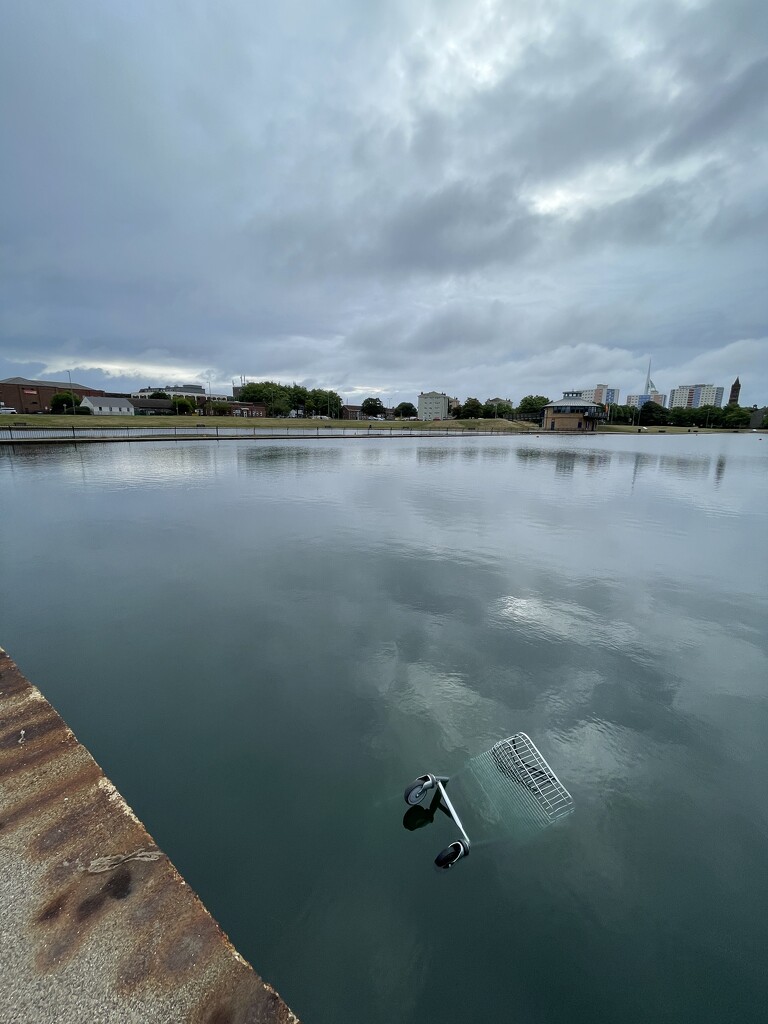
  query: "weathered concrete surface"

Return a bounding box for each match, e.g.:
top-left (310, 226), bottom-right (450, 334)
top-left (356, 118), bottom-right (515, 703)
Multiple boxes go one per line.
top-left (0, 648), bottom-right (300, 1024)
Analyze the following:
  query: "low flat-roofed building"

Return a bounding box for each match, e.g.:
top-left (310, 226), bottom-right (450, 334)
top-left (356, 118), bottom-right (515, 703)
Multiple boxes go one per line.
top-left (132, 385), bottom-right (230, 407)
top-left (80, 395), bottom-right (135, 415)
top-left (130, 398), bottom-right (175, 415)
top-left (227, 402), bottom-right (267, 417)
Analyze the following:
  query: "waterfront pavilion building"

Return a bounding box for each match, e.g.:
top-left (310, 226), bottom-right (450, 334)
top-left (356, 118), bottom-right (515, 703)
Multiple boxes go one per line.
top-left (542, 391), bottom-right (605, 431)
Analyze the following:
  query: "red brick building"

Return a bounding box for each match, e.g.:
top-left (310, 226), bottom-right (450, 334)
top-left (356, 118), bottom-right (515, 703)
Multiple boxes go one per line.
top-left (0, 377), bottom-right (105, 414)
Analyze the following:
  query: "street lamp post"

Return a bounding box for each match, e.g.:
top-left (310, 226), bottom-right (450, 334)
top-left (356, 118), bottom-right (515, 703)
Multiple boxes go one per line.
top-left (66, 370), bottom-right (75, 415)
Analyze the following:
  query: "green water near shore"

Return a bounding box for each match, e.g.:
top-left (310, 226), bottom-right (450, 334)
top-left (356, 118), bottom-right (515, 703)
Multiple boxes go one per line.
top-left (1, 434), bottom-right (767, 1024)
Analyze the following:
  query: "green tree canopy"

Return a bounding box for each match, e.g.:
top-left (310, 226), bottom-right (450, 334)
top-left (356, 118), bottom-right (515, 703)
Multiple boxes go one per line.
top-left (395, 401), bottom-right (417, 418)
top-left (696, 405), bottom-right (724, 428)
top-left (517, 395), bottom-right (550, 419)
top-left (238, 381), bottom-right (283, 413)
top-left (361, 396), bottom-right (385, 417)
top-left (482, 400), bottom-right (514, 419)
top-left (236, 380), bottom-right (338, 418)
top-left (608, 404), bottom-right (635, 424)
top-left (638, 400), bottom-right (666, 426)
top-left (150, 391), bottom-right (169, 399)
top-left (460, 397), bottom-right (483, 419)
top-left (288, 384), bottom-right (309, 415)
top-left (722, 405), bottom-right (750, 427)
top-left (171, 396), bottom-right (195, 415)
top-left (668, 407), bottom-right (696, 427)
top-left (306, 388), bottom-right (341, 417)
top-left (50, 391), bottom-right (82, 413)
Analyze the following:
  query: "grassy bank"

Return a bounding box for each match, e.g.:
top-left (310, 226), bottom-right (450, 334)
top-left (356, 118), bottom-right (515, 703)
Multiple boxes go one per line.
top-left (1, 414), bottom-right (536, 432)
top-left (2, 416), bottom-right (755, 437)
top-left (597, 424), bottom-right (753, 434)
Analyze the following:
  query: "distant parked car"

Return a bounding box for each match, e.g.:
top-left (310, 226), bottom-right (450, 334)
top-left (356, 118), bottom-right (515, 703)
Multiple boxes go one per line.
top-left (0, 406), bottom-right (18, 414)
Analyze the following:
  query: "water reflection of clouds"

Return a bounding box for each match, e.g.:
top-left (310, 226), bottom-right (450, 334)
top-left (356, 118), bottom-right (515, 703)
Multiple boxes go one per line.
top-left (10, 441), bottom-right (221, 488)
top-left (390, 662), bottom-right (508, 756)
top-left (493, 596), bottom-right (639, 651)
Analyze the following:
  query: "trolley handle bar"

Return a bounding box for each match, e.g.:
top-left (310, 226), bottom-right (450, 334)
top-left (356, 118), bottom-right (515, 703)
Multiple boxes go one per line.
top-left (436, 781), bottom-right (471, 849)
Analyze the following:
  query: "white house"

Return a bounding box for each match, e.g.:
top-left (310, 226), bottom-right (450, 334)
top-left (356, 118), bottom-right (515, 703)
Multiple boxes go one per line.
top-left (80, 395), bottom-right (135, 416)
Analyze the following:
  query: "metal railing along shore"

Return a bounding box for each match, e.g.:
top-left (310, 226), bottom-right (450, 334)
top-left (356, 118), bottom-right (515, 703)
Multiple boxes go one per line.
top-left (0, 423), bottom-right (536, 443)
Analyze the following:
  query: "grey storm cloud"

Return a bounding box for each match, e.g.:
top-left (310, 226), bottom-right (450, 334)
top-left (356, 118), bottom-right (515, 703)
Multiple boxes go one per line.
top-left (1, 0), bottom-right (766, 404)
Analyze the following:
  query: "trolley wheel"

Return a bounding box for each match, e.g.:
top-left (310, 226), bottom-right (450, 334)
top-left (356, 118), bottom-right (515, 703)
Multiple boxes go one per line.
top-left (404, 780), bottom-right (428, 805)
top-left (434, 841), bottom-right (469, 870)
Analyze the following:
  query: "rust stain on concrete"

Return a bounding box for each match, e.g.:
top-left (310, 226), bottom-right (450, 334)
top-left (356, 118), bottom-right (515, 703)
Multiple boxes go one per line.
top-left (0, 648), bottom-right (300, 1024)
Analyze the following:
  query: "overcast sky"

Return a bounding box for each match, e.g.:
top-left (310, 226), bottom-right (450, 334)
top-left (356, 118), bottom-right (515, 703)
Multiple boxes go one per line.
top-left (1, 0), bottom-right (766, 406)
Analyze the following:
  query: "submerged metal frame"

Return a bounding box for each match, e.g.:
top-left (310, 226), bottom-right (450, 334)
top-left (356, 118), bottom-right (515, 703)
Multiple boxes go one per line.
top-left (434, 779), bottom-right (471, 850)
top-left (404, 732), bottom-right (573, 868)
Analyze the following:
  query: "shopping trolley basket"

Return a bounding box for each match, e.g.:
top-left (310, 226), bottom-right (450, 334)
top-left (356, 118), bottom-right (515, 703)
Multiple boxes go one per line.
top-left (402, 732), bottom-right (574, 869)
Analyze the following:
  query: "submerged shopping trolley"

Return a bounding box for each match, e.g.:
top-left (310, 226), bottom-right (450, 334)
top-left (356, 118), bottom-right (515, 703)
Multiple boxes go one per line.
top-left (403, 733), bottom-right (574, 869)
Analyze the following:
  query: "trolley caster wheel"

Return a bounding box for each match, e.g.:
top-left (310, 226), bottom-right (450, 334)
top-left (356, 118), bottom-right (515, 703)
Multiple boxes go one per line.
top-left (403, 774), bottom-right (435, 805)
top-left (434, 840), bottom-right (469, 870)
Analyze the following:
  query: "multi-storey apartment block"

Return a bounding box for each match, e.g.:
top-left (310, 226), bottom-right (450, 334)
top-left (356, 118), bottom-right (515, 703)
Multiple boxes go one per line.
top-left (668, 384), bottom-right (724, 409)
top-left (579, 385), bottom-right (620, 406)
top-left (626, 392), bottom-right (667, 408)
top-left (417, 391), bottom-right (450, 420)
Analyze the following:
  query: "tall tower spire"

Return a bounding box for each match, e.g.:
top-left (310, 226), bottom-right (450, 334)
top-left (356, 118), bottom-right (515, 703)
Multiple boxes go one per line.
top-left (728, 377), bottom-right (741, 406)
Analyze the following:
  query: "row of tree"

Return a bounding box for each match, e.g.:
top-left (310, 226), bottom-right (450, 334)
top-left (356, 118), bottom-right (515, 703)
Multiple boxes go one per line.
top-left (357, 394), bottom-right (551, 420)
top-left (236, 385), bottom-right (422, 420)
top-left (452, 395), bottom-right (550, 420)
top-left (608, 401), bottom-right (754, 428)
top-left (237, 381), bottom-right (342, 418)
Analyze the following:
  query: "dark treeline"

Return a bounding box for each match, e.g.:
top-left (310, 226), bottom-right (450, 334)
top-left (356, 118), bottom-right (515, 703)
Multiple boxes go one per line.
top-left (238, 382), bottom-right (342, 417)
top-left (452, 395), bottom-right (549, 419)
top-left (608, 401), bottom-right (754, 428)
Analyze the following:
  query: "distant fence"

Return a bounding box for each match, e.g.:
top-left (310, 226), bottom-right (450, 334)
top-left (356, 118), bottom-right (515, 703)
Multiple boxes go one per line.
top-left (0, 423), bottom-right (538, 443)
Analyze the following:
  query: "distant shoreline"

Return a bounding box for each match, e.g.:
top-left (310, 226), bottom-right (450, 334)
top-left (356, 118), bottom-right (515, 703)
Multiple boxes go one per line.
top-left (0, 415), bottom-right (761, 445)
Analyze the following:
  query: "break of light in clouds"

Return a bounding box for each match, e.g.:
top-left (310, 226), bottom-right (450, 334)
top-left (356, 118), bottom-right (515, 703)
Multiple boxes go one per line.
top-left (1, 0), bottom-right (767, 405)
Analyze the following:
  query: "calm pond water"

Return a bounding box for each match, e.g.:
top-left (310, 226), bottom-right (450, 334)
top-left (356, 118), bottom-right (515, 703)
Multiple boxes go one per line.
top-left (1, 433), bottom-right (767, 1024)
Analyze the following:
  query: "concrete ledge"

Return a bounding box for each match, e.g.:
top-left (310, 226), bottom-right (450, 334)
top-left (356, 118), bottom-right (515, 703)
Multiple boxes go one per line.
top-left (0, 648), bottom-right (300, 1024)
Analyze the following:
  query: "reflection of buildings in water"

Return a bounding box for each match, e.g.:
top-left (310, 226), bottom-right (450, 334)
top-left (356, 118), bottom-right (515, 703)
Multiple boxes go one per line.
top-left (657, 455), bottom-right (711, 478)
top-left (625, 451), bottom-right (715, 489)
top-left (478, 446), bottom-right (511, 462)
top-left (416, 447), bottom-right (457, 464)
top-left (516, 447), bottom-right (613, 475)
top-left (715, 456), bottom-right (726, 487)
top-left (238, 445), bottom-right (343, 472)
top-left (628, 452), bottom-right (656, 490)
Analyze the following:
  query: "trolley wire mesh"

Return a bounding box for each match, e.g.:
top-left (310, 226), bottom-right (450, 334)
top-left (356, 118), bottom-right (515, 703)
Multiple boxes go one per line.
top-left (459, 733), bottom-right (573, 841)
